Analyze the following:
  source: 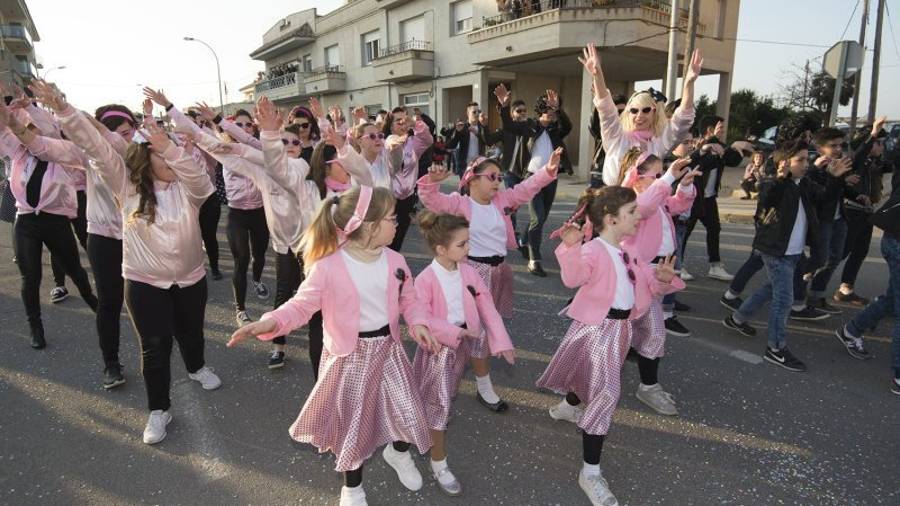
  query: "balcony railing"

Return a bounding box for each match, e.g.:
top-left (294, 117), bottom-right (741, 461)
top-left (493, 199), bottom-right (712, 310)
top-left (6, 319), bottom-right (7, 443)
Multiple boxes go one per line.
top-left (0, 25), bottom-right (32, 46)
top-left (255, 72), bottom-right (299, 93)
top-left (478, 0), bottom-right (689, 29)
top-left (12, 59), bottom-right (35, 78)
top-left (309, 64), bottom-right (345, 74)
top-left (374, 40), bottom-right (432, 60)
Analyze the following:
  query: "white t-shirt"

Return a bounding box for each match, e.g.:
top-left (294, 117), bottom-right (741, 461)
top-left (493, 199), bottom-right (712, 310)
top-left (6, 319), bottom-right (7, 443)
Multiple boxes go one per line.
top-left (431, 260), bottom-right (466, 326)
top-left (468, 198), bottom-right (507, 257)
top-left (341, 249), bottom-right (390, 332)
top-left (704, 168), bottom-right (718, 198)
top-left (466, 129), bottom-right (480, 164)
top-left (657, 208), bottom-right (675, 257)
top-left (527, 130), bottom-right (553, 174)
top-left (598, 237), bottom-right (635, 309)
top-left (786, 182), bottom-right (808, 256)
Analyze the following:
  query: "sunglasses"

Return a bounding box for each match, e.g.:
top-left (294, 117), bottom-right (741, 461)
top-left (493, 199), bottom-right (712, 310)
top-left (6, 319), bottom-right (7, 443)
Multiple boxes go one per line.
top-left (513, 108), bottom-right (527, 114)
top-left (281, 139), bottom-right (302, 146)
top-left (235, 122), bottom-right (253, 128)
top-left (621, 252), bottom-right (637, 283)
top-left (638, 172), bottom-right (663, 180)
top-left (476, 173), bottom-right (501, 182)
top-left (296, 122), bottom-right (310, 129)
top-left (365, 132), bottom-right (385, 140)
top-left (628, 107), bottom-right (654, 115)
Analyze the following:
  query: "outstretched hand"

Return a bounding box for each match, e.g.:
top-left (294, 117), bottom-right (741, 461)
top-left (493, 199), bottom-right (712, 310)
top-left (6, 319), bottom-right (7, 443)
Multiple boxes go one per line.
top-left (255, 96), bottom-right (283, 132)
top-left (28, 80), bottom-right (68, 112)
top-left (655, 256), bottom-right (678, 283)
top-left (494, 83), bottom-right (510, 107)
top-left (578, 43), bottom-right (602, 77)
top-left (685, 48), bottom-right (703, 83)
top-left (545, 147), bottom-right (564, 176)
top-left (142, 87), bottom-right (172, 109)
top-left (667, 157), bottom-right (693, 180)
top-left (193, 102), bottom-right (218, 122)
top-left (308, 97), bottom-right (324, 120)
top-left (323, 126), bottom-right (346, 150)
top-left (227, 319), bottom-right (278, 347)
top-left (679, 168), bottom-right (703, 187)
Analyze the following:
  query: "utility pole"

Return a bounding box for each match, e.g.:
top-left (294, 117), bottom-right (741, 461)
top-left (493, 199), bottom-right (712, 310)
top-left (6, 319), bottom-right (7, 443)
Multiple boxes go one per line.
top-left (681, 0), bottom-right (700, 77)
top-left (802, 59), bottom-right (810, 110)
top-left (868, 0), bottom-right (885, 123)
top-left (849, 0), bottom-right (869, 136)
top-left (664, 0), bottom-right (682, 101)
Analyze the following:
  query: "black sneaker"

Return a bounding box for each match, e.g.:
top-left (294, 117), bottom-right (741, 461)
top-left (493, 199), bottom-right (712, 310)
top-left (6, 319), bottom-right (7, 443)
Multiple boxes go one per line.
top-left (527, 261), bottom-right (547, 278)
top-left (674, 300), bottom-right (691, 312)
top-left (834, 326), bottom-right (873, 361)
top-left (809, 298), bottom-right (841, 315)
top-left (30, 322), bottom-right (46, 350)
top-left (211, 268), bottom-right (223, 281)
top-left (665, 316), bottom-right (691, 337)
top-left (892, 378), bottom-right (900, 396)
top-left (517, 237), bottom-right (529, 260)
top-left (50, 286), bottom-right (69, 304)
top-left (789, 306), bottom-right (830, 322)
top-left (833, 290), bottom-right (869, 306)
top-left (103, 365), bottom-right (126, 389)
top-left (764, 347), bottom-right (807, 372)
top-left (268, 351), bottom-right (285, 370)
top-left (723, 315), bottom-right (756, 337)
top-left (720, 295), bottom-right (743, 312)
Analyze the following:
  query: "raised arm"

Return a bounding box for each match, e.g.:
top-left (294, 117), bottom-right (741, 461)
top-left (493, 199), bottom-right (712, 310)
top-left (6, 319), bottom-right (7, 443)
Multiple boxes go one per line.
top-left (146, 125), bottom-right (213, 206)
top-left (416, 163), bottom-right (469, 216)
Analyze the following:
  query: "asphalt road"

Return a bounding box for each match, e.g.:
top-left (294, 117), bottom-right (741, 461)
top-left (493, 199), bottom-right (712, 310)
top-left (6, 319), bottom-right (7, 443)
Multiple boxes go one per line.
top-left (1, 200), bottom-right (897, 506)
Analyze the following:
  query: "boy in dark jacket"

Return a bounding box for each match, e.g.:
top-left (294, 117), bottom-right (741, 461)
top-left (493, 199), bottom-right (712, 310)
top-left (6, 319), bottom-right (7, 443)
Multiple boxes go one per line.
top-left (724, 139), bottom-right (852, 372)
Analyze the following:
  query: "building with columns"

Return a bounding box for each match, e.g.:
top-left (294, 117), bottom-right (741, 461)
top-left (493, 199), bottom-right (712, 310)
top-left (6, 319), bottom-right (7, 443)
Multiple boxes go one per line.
top-left (250, 0), bottom-right (740, 179)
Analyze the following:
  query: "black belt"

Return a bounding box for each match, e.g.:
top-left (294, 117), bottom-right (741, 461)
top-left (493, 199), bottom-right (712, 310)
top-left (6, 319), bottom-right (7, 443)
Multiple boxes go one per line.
top-left (606, 308), bottom-right (631, 320)
top-left (358, 324), bottom-right (391, 338)
top-left (468, 255), bottom-right (505, 266)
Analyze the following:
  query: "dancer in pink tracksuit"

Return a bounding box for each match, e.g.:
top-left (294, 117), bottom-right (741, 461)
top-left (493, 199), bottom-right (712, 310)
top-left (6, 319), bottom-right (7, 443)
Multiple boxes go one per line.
top-left (537, 185), bottom-right (683, 506)
top-left (412, 210), bottom-right (515, 497)
top-left (228, 186), bottom-right (438, 506)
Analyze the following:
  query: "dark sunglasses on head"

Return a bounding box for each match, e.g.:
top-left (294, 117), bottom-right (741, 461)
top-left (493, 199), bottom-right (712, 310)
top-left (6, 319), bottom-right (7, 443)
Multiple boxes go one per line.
top-left (476, 173), bottom-right (501, 182)
top-left (365, 132), bottom-right (385, 140)
top-left (281, 139), bottom-right (302, 146)
top-left (297, 122), bottom-right (310, 129)
top-left (629, 107), bottom-right (654, 115)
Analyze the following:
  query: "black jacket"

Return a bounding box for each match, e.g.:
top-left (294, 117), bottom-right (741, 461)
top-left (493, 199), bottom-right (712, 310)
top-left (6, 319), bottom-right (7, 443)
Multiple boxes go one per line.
top-left (689, 141), bottom-right (743, 215)
top-left (752, 175), bottom-right (843, 257)
top-left (499, 106), bottom-right (573, 175)
top-left (445, 122), bottom-right (490, 163)
top-left (492, 104), bottom-right (533, 177)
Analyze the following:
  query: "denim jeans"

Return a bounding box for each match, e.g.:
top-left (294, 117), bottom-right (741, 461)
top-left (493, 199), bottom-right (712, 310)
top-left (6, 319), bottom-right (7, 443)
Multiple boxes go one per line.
top-left (526, 179), bottom-right (558, 262)
top-left (733, 249), bottom-right (808, 306)
top-left (808, 217), bottom-right (848, 299)
top-left (504, 172), bottom-right (525, 235)
top-left (735, 254), bottom-right (801, 349)
top-left (847, 235), bottom-right (900, 378)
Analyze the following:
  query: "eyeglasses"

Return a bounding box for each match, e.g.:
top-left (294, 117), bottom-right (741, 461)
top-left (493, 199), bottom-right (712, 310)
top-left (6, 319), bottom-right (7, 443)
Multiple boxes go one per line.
top-left (365, 132), bottom-right (385, 140)
top-left (476, 173), bottom-right (501, 182)
top-left (629, 107), bottom-right (654, 115)
top-left (621, 252), bottom-right (637, 283)
top-left (281, 139), bottom-right (302, 146)
top-left (235, 122), bottom-right (252, 128)
top-left (297, 123), bottom-right (310, 129)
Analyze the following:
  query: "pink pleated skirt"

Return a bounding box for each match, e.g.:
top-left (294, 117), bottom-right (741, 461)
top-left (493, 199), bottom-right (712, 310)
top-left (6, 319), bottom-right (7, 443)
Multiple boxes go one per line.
top-left (288, 335), bottom-right (432, 472)
top-left (468, 260), bottom-right (514, 319)
top-left (412, 336), bottom-right (475, 431)
top-left (631, 295), bottom-right (666, 359)
top-left (536, 318), bottom-right (632, 435)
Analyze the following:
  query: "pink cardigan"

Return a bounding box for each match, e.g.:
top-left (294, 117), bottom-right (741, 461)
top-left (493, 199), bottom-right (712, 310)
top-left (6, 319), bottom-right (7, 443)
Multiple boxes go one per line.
top-left (259, 248), bottom-right (429, 357)
top-left (623, 180), bottom-right (696, 263)
top-left (556, 238), bottom-right (685, 325)
top-left (415, 263), bottom-right (513, 353)
top-left (417, 166), bottom-right (556, 250)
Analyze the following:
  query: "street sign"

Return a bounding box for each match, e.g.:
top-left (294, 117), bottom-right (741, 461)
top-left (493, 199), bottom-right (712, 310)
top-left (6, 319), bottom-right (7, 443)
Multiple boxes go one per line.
top-left (824, 40), bottom-right (864, 79)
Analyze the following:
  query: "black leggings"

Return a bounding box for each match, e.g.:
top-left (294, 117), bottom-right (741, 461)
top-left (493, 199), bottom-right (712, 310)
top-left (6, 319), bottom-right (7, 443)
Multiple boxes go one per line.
top-left (638, 356), bottom-right (660, 385)
top-left (15, 212), bottom-right (97, 326)
top-left (272, 251), bottom-right (303, 346)
top-left (583, 432), bottom-right (605, 465)
top-left (51, 190), bottom-right (88, 286)
top-left (389, 194), bottom-right (417, 252)
top-left (685, 196), bottom-right (722, 263)
top-left (199, 194), bottom-right (221, 272)
top-left (226, 207), bottom-right (269, 310)
top-left (344, 442), bottom-right (411, 487)
top-left (87, 234), bottom-right (124, 369)
top-left (124, 277), bottom-right (208, 411)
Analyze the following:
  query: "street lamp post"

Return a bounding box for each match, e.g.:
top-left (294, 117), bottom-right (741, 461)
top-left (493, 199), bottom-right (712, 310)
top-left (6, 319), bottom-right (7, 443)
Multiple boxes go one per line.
top-left (42, 65), bottom-right (66, 80)
top-left (184, 36), bottom-right (224, 114)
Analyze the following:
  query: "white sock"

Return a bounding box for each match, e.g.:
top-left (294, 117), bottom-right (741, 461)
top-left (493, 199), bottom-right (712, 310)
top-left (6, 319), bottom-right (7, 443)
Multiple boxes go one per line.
top-left (840, 284), bottom-right (853, 295)
top-left (639, 383), bottom-right (657, 391)
top-left (582, 462), bottom-right (601, 477)
top-left (724, 290), bottom-right (739, 300)
top-left (791, 303), bottom-right (806, 311)
top-left (663, 310), bottom-right (674, 320)
top-left (475, 374), bottom-right (500, 404)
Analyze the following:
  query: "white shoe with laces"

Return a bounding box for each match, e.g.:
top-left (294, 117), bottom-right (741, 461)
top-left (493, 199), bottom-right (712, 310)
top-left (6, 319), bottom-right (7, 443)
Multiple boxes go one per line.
top-left (707, 263), bottom-right (735, 281)
top-left (188, 366), bottom-right (222, 390)
top-left (339, 485), bottom-right (367, 506)
top-left (433, 466), bottom-right (462, 496)
top-left (142, 410), bottom-right (172, 445)
top-left (636, 383), bottom-right (678, 416)
top-left (382, 445), bottom-right (423, 491)
top-left (578, 469), bottom-right (619, 506)
top-left (680, 268), bottom-right (695, 281)
top-left (549, 399), bottom-right (583, 424)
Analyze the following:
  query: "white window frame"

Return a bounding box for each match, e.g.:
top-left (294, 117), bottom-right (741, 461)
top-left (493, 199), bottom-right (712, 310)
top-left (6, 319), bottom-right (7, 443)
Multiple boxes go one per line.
top-left (400, 15), bottom-right (426, 44)
top-left (451, 0), bottom-right (473, 36)
top-left (302, 54), bottom-right (312, 72)
top-left (324, 44), bottom-right (340, 70)
top-left (362, 30), bottom-right (381, 66)
top-left (402, 93), bottom-right (430, 117)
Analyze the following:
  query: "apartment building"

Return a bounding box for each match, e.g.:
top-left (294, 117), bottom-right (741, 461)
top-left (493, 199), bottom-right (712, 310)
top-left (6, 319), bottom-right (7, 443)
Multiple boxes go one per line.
top-left (0, 0), bottom-right (38, 87)
top-left (250, 0), bottom-right (740, 178)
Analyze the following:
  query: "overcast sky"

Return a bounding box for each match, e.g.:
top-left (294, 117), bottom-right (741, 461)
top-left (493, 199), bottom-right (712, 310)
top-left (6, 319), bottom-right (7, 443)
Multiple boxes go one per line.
top-left (25, 0), bottom-right (900, 121)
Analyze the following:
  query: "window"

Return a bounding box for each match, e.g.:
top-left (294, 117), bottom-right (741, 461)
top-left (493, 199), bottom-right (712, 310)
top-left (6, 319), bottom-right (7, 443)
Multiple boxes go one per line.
top-left (451, 0), bottom-right (473, 35)
top-left (362, 30), bottom-right (380, 65)
top-left (324, 44), bottom-right (340, 70)
top-left (365, 104), bottom-right (383, 118)
top-left (400, 16), bottom-right (425, 44)
top-left (402, 93), bottom-right (430, 117)
top-left (302, 54), bottom-right (312, 72)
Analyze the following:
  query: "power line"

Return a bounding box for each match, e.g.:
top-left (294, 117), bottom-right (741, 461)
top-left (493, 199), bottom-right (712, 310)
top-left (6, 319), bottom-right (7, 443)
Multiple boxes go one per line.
top-left (841, 0), bottom-right (862, 40)
top-left (884, 1), bottom-right (900, 63)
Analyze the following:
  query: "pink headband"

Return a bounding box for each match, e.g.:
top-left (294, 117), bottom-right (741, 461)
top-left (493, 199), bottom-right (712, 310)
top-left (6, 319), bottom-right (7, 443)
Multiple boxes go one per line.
top-left (621, 151), bottom-right (653, 188)
top-left (458, 156), bottom-right (489, 191)
top-left (337, 185), bottom-right (373, 245)
top-left (100, 111), bottom-right (133, 122)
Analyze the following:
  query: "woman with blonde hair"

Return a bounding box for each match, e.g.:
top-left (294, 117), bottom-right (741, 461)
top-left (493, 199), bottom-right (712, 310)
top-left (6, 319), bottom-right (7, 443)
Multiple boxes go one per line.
top-left (579, 42), bottom-right (702, 187)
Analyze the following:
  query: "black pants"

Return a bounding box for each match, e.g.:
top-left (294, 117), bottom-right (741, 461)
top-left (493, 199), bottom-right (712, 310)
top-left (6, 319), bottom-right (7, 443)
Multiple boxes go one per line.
top-left (389, 194), bottom-right (417, 252)
top-left (199, 194), bottom-right (221, 272)
top-left (15, 212), bottom-right (97, 326)
top-left (685, 196), bottom-right (722, 263)
top-left (840, 208), bottom-right (874, 287)
top-left (51, 190), bottom-right (88, 286)
top-left (226, 207), bottom-right (269, 310)
top-left (527, 179), bottom-right (559, 262)
top-left (740, 178), bottom-right (757, 197)
top-left (124, 277), bottom-right (208, 411)
top-left (87, 234), bottom-right (124, 369)
top-left (272, 251), bottom-right (303, 345)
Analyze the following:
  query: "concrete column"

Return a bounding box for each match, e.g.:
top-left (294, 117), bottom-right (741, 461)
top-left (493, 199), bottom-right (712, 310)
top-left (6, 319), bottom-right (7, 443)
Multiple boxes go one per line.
top-left (473, 70), bottom-right (489, 110)
top-left (716, 71), bottom-right (733, 134)
top-left (577, 68), bottom-right (595, 182)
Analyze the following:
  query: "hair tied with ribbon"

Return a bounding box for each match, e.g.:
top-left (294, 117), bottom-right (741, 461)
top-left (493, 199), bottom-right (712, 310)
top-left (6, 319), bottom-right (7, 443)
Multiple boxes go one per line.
top-left (335, 185), bottom-right (373, 245)
top-left (647, 87), bottom-right (667, 103)
top-left (622, 150), bottom-right (653, 188)
top-left (458, 156), bottom-right (489, 191)
top-left (549, 203), bottom-right (589, 241)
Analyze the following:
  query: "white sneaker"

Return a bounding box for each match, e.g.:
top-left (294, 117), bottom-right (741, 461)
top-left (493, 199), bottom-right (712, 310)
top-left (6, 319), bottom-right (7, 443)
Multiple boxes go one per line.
top-left (236, 310), bottom-right (252, 327)
top-left (680, 268), bottom-right (695, 281)
top-left (549, 399), bottom-right (583, 424)
top-left (578, 469), bottom-right (619, 506)
top-left (433, 466), bottom-right (462, 496)
top-left (188, 366), bottom-right (222, 390)
top-left (382, 445), bottom-right (423, 491)
top-left (707, 263), bottom-right (735, 282)
top-left (142, 410), bottom-right (172, 445)
top-left (636, 384), bottom-right (678, 416)
top-left (339, 485), bottom-right (368, 506)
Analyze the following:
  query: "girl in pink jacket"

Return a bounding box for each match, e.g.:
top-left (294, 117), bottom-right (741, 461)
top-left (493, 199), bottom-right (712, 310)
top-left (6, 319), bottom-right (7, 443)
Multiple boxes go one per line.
top-left (537, 185), bottom-right (683, 506)
top-left (229, 186), bottom-right (438, 506)
top-left (618, 149), bottom-right (699, 417)
top-left (412, 211), bottom-right (516, 497)
top-left (417, 148), bottom-right (560, 413)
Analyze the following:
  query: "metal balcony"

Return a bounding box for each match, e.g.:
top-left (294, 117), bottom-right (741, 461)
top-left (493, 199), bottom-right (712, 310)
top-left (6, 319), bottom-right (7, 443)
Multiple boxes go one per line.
top-left (372, 40), bottom-right (434, 83)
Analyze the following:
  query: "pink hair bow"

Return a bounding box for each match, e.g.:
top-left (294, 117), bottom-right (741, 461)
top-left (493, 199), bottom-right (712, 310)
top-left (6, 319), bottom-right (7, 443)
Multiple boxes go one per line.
top-left (621, 150), bottom-right (653, 188)
top-left (336, 185), bottom-right (373, 245)
top-left (458, 156), bottom-right (488, 191)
